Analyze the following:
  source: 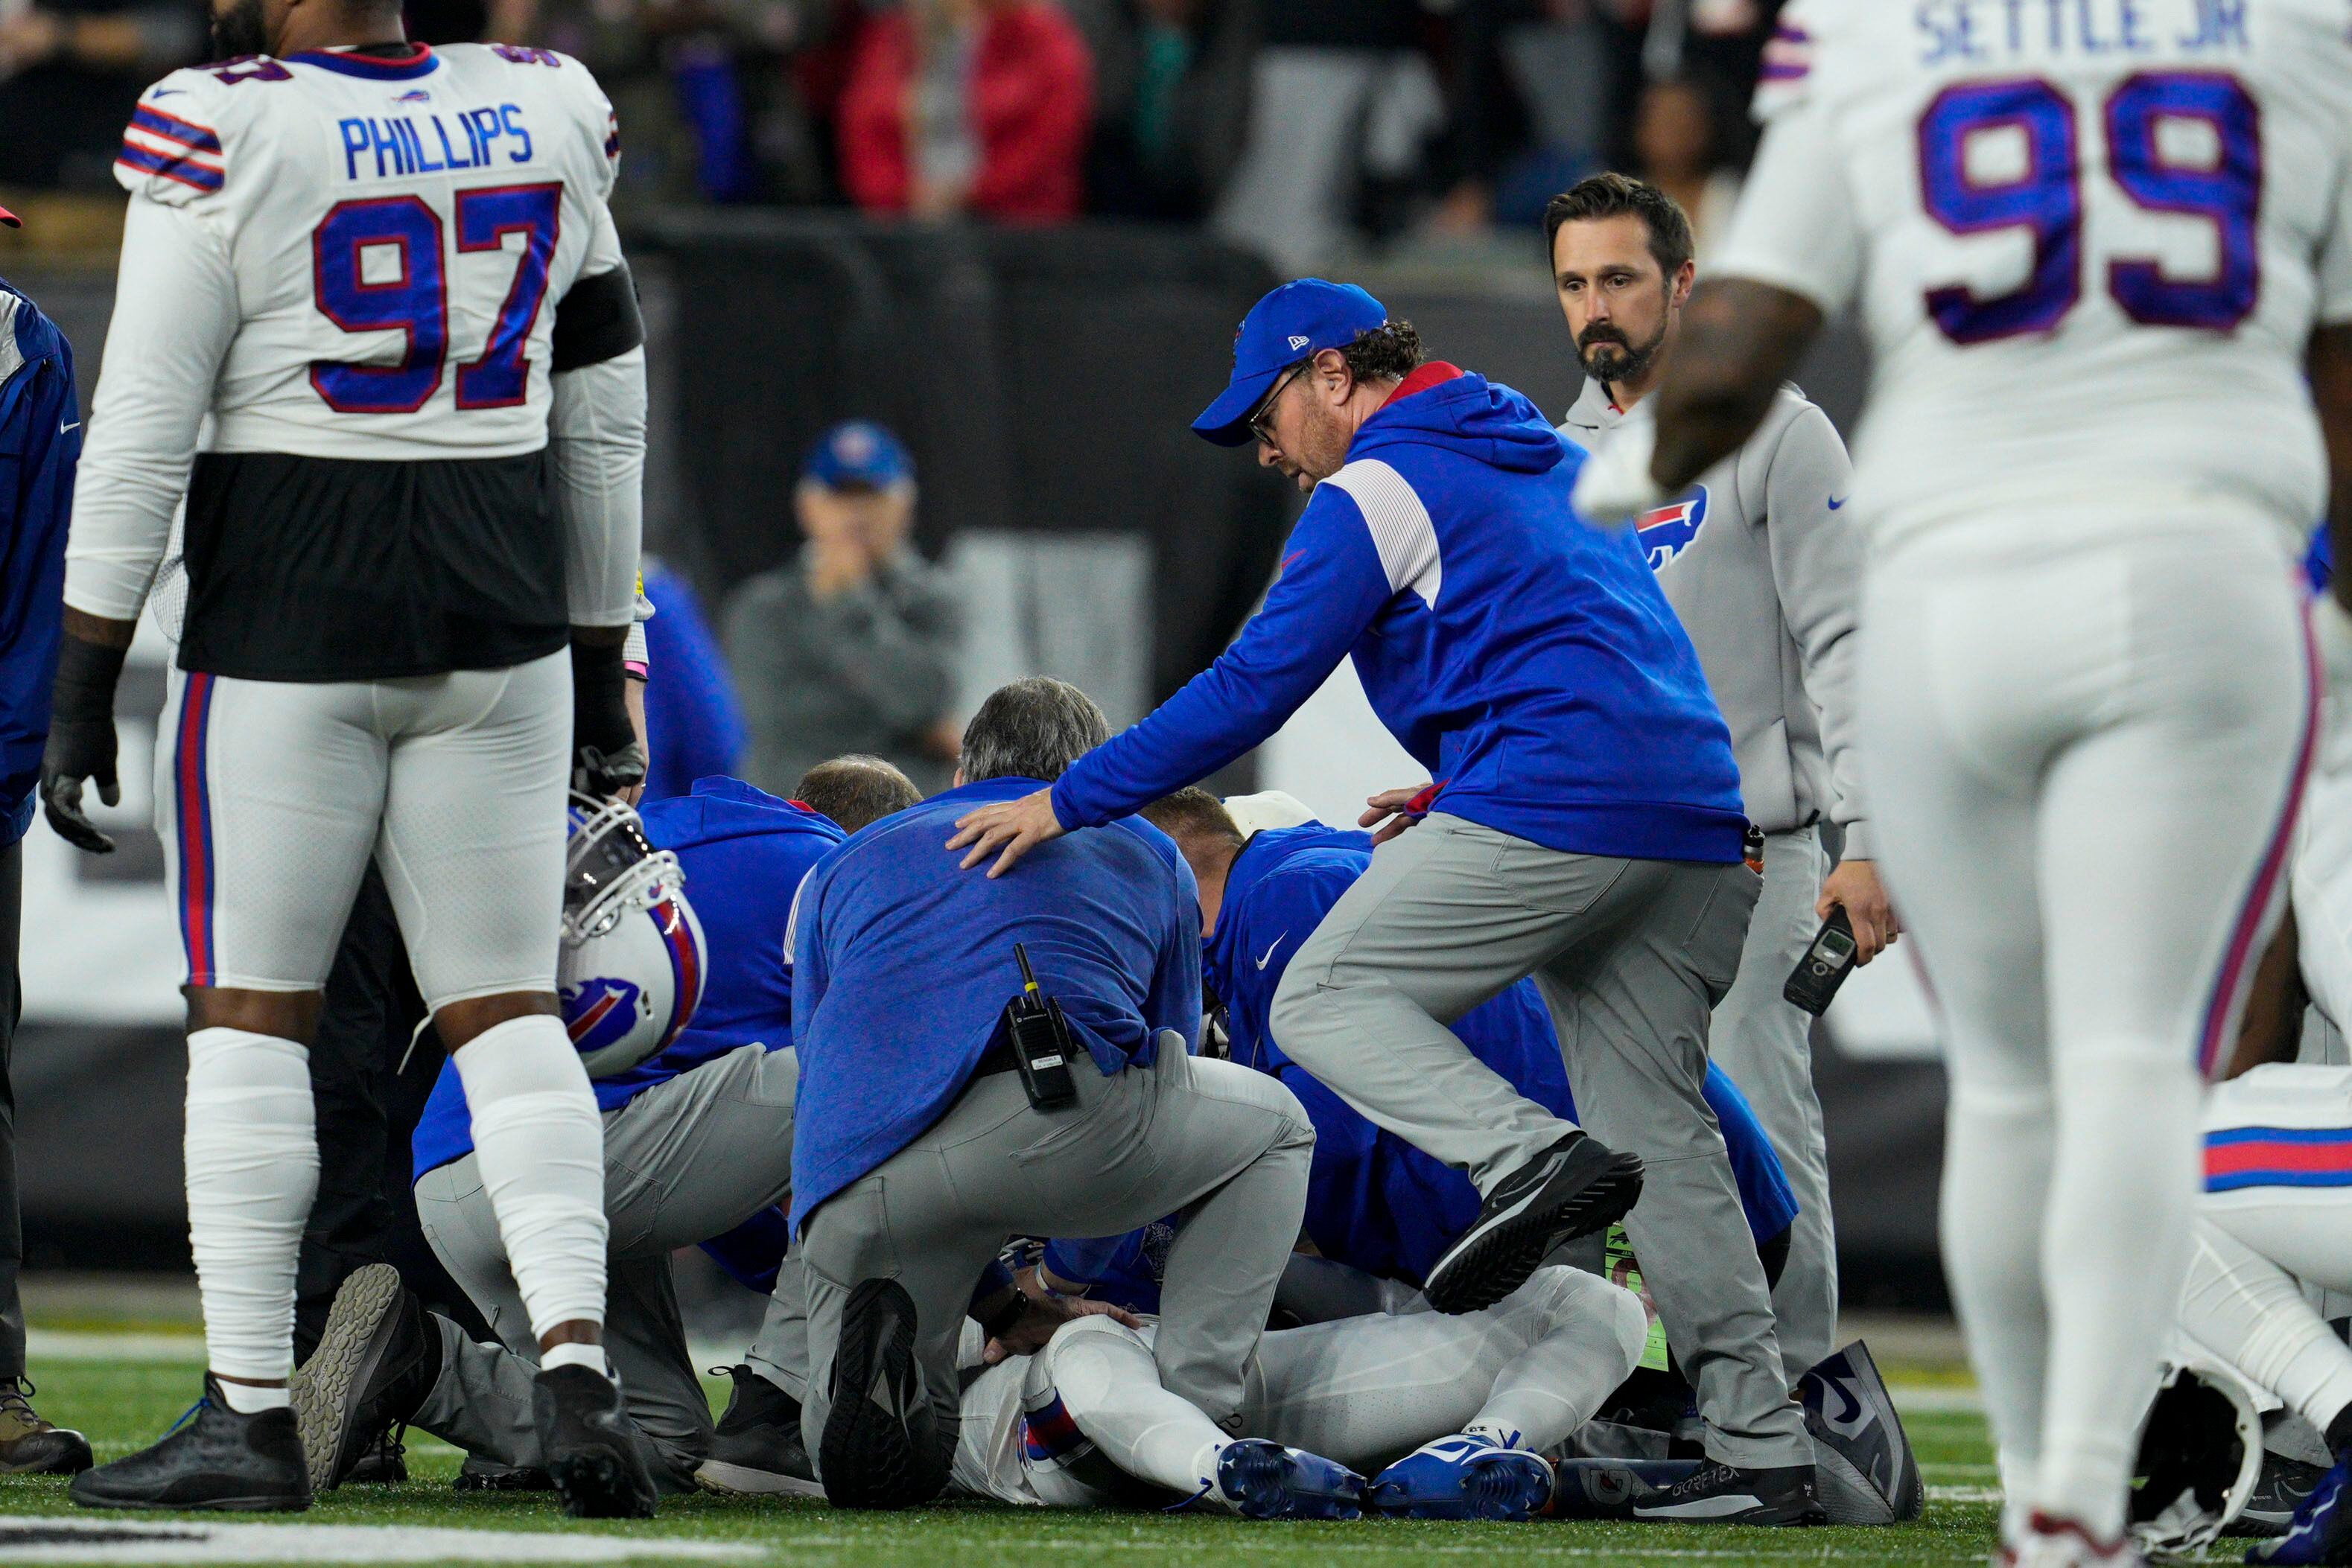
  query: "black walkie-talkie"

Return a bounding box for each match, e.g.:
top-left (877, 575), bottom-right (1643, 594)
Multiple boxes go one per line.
top-left (1784, 905), bottom-right (1860, 1017)
top-left (1002, 943), bottom-right (1078, 1109)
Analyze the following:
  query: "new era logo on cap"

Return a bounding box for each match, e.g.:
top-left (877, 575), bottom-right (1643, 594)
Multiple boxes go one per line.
top-left (1288, 335), bottom-right (1310, 351)
top-left (1192, 279), bottom-right (1388, 447)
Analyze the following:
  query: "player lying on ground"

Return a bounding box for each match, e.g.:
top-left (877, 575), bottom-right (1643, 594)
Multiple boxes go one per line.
top-left (952, 1265), bottom-right (1646, 1520)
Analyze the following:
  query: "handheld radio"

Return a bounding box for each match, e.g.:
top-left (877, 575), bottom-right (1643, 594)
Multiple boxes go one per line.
top-left (1002, 943), bottom-right (1078, 1109)
top-left (1783, 905), bottom-right (1860, 1017)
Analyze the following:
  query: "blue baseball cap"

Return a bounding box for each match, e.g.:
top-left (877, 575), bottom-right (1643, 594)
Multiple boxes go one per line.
top-left (802, 421), bottom-right (914, 489)
top-left (1192, 279), bottom-right (1388, 447)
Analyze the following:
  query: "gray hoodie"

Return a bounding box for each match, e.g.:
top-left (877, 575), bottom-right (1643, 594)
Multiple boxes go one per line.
top-left (1560, 378), bottom-right (1872, 858)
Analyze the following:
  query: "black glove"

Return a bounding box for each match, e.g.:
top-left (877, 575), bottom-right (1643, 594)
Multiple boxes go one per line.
top-left (41, 634), bottom-right (127, 855)
top-left (570, 636), bottom-right (644, 800)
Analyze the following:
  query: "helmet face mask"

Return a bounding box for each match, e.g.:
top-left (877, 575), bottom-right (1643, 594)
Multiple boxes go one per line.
top-left (564, 793), bottom-right (684, 944)
top-left (556, 794), bottom-right (706, 1077)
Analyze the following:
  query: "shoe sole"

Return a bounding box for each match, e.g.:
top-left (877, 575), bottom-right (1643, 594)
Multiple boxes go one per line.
top-left (821, 1280), bottom-right (932, 1510)
top-left (549, 1447), bottom-right (658, 1520)
top-left (1633, 1494), bottom-right (1828, 1526)
top-left (1223, 1441), bottom-right (1363, 1521)
top-left (1423, 1151), bottom-right (1645, 1315)
top-left (1463, 1451), bottom-right (1554, 1522)
top-left (293, 1263), bottom-right (404, 1494)
top-left (693, 1459), bottom-right (826, 1499)
top-left (69, 1486), bottom-right (308, 1513)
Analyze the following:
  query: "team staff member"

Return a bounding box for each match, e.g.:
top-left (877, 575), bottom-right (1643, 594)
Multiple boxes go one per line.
top-left (790, 677), bottom-right (1316, 1512)
top-left (1549, 173), bottom-right (1888, 1381)
top-left (950, 281), bottom-right (1819, 1522)
top-left (0, 264), bottom-right (92, 1475)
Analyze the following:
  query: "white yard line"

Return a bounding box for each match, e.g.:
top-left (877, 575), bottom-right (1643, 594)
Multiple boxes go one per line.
top-left (28, 1331), bottom-right (207, 1363)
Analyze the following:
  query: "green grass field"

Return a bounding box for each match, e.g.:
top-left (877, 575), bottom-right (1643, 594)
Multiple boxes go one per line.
top-left (0, 1343), bottom-right (2004, 1567)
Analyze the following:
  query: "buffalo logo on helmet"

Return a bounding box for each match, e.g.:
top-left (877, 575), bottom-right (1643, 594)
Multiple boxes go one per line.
top-left (1634, 486), bottom-right (1710, 570)
top-left (562, 975), bottom-right (649, 1059)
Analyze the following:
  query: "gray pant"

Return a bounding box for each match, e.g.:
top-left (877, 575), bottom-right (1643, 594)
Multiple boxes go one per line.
top-left (412, 1042), bottom-right (798, 1486)
top-left (1709, 826), bottom-right (1837, 1383)
top-left (1268, 812), bottom-right (1810, 1467)
top-left (798, 1046), bottom-right (1314, 1486)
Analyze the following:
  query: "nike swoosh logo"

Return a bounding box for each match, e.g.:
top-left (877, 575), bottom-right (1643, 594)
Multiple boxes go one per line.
top-left (150, 88), bottom-right (185, 97)
top-left (58, 421), bottom-right (79, 434)
top-left (1827, 495), bottom-right (1848, 510)
top-left (1254, 934), bottom-right (1288, 971)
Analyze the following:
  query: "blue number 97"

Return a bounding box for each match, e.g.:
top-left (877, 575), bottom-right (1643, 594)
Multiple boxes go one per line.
top-left (1917, 71), bottom-right (2262, 343)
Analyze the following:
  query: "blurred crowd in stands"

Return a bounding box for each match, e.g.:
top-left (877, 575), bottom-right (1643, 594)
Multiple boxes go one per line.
top-left (0, 0), bottom-right (1780, 270)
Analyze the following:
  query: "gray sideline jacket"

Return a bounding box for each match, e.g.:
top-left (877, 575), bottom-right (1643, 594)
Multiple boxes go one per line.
top-left (1560, 378), bottom-right (1872, 859)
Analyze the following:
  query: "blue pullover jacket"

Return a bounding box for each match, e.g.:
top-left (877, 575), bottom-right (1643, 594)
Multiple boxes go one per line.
top-left (789, 777), bottom-right (1199, 1232)
top-left (1045, 822), bottom-right (1797, 1306)
top-left (1050, 367), bottom-right (1746, 863)
top-left (0, 281), bottom-right (78, 848)
top-left (641, 562), bottom-right (748, 803)
top-left (413, 777), bottom-right (841, 1181)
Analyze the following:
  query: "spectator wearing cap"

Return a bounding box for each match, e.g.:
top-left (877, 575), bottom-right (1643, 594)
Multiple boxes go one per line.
top-left (722, 421), bottom-right (964, 797)
top-left (949, 279), bottom-right (1822, 1521)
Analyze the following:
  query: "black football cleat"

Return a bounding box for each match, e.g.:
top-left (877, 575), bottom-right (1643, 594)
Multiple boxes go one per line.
top-left (821, 1278), bottom-right (947, 1510)
top-left (291, 1263), bottom-right (439, 1493)
top-left (533, 1363), bottom-right (658, 1519)
top-left (1423, 1131), bottom-right (1644, 1314)
top-left (696, 1364), bottom-right (821, 1497)
top-left (1629, 1460), bottom-right (1826, 1525)
top-left (70, 1375), bottom-right (310, 1511)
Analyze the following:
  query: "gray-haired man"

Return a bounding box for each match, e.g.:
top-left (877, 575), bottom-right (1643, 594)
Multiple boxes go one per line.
top-left (1547, 172), bottom-right (1892, 1380)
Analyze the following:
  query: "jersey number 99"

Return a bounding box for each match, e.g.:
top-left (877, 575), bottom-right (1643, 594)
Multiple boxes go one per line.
top-left (1918, 71), bottom-right (2260, 344)
top-left (311, 182), bottom-right (562, 413)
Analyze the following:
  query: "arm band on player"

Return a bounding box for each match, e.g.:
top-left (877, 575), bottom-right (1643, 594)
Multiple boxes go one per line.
top-left (551, 347), bottom-right (646, 629)
top-left (49, 634), bottom-right (128, 733)
top-left (572, 636), bottom-right (635, 761)
top-left (550, 264), bottom-right (644, 374)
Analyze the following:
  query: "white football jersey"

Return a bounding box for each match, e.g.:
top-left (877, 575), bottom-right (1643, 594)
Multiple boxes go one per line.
top-left (112, 40), bottom-right (620, 460)
top-left (1714, 0), bottom-right (2352, 558)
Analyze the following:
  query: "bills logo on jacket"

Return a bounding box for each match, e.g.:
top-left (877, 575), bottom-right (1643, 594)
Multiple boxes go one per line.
top-left (1635, 486), bottom-right (1710, 570)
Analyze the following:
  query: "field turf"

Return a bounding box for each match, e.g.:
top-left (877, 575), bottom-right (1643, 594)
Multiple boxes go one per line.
top-left (0, 1348), bottom-right (2002, 1566)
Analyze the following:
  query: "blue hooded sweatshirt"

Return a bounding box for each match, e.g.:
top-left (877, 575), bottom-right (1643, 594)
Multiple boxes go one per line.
top-left (412, 777), bottom-right (842, 1182)
top-left (1043, 821), bottom-right (1797, 1307)
top-left (1049, 367), bottom-right (1746, 863)
top-left (789, 777), bottom-right (1199, 1232)
top-left (0, 281), bottom-right (78, 848)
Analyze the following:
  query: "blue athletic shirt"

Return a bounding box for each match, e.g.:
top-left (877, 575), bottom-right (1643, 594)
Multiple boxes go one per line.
top-left (1044, 821), bottom-right (1797, 1307)
top-left (412, 776), bottom-right (842, 1182)
top-left (789, 776), bottom-right (1199, 1233)
top-left (0, 280), bottom-right (79, 848)
top-left (1049, 366), bottom-right (1746, 864)
top-left (639, 561), bottom-right (748, 803)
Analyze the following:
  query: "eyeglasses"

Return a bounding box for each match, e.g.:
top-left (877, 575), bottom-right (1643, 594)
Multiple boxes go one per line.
top-left (1247, 363), bottom-right (1308, 445)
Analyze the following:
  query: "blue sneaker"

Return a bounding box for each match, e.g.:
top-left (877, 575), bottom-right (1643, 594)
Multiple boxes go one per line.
top-left (1369, 1433), bottom-right (1554, 1521)
top-left (1215, 1438), bottom-right (1364, 1520)
top-left (2255, 1451), bottom-right (2352, 1564)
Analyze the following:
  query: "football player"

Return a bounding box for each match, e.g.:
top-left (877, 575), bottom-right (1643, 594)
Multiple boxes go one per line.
top-left (40, 0), bottom-right (650, 1517)
top-left (1571, 3), bottom-right (2352, 1560)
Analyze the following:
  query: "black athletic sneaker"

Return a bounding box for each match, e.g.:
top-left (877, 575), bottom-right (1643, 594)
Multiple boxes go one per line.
top-left (533, 1363), bottom-right (658, 1520)
top-left (1629, 1460), bottom-right (1825, 1525)
top-left (70, 1376), bottom-right (311, 1512)
top-left (821, 1278), bottom-right (947, 1510)
top-left (291, 1263), bottom-right (439, 1493)
top-left (0, 1377), bottom-right (93, 1475)
top-left (1423, 1132), bottom-right (1645, 1314)
top-left (696, 1365), bottom-right (821, 1498)
top-left (343, 1430), bottom-right (408, 1485)
top-left (452, 1453), bottom-right (556, 1492)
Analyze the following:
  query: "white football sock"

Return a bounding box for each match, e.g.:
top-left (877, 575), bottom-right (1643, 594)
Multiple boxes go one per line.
top-left (453, 1015), bottom-right (609, 1342)
top-left (1043, 1317), bottom-right (1232, 1503)
top-left (1469, 1266), bottom-right (1652, 1453)
top-left (540, 1340), bottom-right (611, 1377)
top-left (184, 1027), bottom-right (317, 1386)
top-left (2035, 1048), bottom-right (2199, 1541)
top-left (2181, 1219), bottom-right (2352, 1438)
top-left (214, 1380), bottom-right (291, 1415)
top-left (1939, 1074), bottom-right (2053, 1546)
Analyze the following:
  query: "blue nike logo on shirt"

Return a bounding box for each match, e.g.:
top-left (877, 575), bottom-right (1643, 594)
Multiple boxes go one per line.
top-left (1827, 495), bottom-right (1848, 510)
